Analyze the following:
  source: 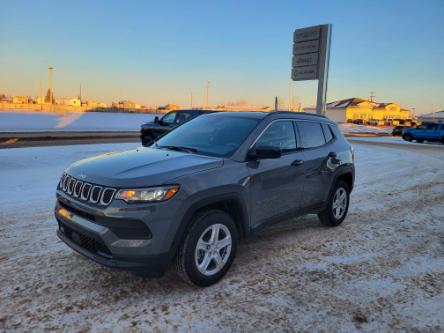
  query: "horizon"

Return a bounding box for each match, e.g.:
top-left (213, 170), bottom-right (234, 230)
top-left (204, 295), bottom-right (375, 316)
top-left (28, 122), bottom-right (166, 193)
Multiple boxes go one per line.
top-left (1, 0), bottom-right (443, 114)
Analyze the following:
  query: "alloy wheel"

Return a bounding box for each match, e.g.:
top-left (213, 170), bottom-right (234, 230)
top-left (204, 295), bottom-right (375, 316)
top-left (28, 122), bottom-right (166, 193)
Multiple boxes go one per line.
top-left (332, 187), bottom-right (347, 220)
top-left (194, 223), bottom-right (232, 276)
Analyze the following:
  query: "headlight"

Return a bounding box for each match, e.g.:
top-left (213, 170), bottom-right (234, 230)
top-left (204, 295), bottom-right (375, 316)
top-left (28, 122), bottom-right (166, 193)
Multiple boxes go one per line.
top-left (115, 185), bottom-right (179, 203)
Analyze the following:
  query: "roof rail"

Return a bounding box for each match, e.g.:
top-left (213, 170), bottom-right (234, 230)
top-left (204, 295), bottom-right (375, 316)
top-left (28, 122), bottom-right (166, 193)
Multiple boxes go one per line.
top-left (265, 111), bottom-right (327, 118)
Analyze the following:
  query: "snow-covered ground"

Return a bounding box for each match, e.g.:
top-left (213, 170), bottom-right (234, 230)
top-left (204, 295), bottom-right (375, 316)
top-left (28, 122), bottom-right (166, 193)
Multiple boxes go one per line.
top-left (0, 110), bottom-right (155, 132)
top-left (1, 110), bottom-right (394, 136)
top-left (339, 123), bottom-right (393, 135)
top-left (349, 136), bottom-right (444, 147)
top-left (1, 142), bottom-right (443, 332)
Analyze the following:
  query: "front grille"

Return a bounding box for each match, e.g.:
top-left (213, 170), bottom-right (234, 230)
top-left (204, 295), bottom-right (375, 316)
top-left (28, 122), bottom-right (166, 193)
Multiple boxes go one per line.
top-left (59, 174), bottom-right (116, 207)
top-left (59, 221), bottom-right (112, 257)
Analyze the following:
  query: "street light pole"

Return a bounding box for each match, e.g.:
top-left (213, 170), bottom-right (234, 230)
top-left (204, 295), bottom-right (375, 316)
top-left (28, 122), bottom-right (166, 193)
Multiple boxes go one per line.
top-left (48, 66), bottom-right (54, 104)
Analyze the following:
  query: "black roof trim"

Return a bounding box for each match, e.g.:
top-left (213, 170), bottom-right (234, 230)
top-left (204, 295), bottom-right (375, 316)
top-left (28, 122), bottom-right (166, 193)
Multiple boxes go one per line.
top-left (265, 111), bottom-right (327, 119)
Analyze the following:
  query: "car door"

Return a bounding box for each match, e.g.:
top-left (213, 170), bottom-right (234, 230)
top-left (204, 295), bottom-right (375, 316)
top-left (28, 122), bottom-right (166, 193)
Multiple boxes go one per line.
top-left (426, 124), bottom-right (440, 140)
top-left (248, 120), bottom-right (306, 228)
top-left (161, 111), bottom-right (178, 130)
top-left (295, 121), bottom-right (333, 210)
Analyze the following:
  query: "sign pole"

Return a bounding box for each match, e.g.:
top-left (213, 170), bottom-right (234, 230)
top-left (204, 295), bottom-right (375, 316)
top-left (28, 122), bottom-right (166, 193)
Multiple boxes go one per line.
top-left (316, 25), bottom-right (332, 115)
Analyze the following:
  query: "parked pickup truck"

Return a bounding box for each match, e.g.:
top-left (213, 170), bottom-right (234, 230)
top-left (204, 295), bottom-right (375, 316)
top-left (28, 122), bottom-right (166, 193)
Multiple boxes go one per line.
top-left (402, 123), bottom-right (444, 143)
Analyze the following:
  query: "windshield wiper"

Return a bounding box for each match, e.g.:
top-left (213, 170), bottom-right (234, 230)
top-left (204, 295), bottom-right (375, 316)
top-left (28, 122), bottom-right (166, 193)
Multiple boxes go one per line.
top-left (157, 145), bottom-right (199, 154)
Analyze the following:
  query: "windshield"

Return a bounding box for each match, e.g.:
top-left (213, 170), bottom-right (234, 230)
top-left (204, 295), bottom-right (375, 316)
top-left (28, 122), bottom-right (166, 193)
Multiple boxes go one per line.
top-left (154, 115), bottom-right (260, 157)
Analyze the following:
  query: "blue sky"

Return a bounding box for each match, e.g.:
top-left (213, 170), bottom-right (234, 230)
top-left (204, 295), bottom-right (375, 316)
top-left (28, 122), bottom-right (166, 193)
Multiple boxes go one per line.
top-left (1, 0), bottom-right (443, 113)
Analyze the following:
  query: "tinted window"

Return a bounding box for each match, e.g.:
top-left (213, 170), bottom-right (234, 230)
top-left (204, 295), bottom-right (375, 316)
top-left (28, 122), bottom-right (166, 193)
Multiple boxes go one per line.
top-left (155, 116), bottom-right (259, 157)
top-left (297, 122), bottom-right (326, 148)
top-left (174, 111), bottom-right (194, 125)
top-left (162, 112), bottom-right (177, 125)
top-left (321, 123), bottom-right (334, 143)
top-left (255, 121), bottom-right (296, 151)
top-left (426, 124), bottom-right (437, 130)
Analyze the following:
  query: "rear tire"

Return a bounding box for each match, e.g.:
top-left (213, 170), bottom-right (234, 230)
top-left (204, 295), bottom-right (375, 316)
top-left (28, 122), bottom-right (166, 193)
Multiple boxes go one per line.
top-left (318, 180), bottom-right (350, 227)
top-left (402, 133), bottom-right (412, 142)
top-left (441, 136), bottom-right (444, 144)
top-left (176, 209), bottom-right (238, 287)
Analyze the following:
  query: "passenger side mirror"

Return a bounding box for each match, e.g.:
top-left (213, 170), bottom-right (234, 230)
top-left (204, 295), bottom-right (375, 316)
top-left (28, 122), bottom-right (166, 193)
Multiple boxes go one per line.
top-left (249, 145), bottom-right (282, 159)
top-left (154, 116), bottom-right (159, 123)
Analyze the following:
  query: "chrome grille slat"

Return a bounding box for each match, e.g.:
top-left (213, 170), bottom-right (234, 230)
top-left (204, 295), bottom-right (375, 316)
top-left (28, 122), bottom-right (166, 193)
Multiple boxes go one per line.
top-left (100, 188), bottom-right (116, 205)
top-left (74, 180), bottom-right (83, 197)
top-left (59, 174), bottom-right (116, 206)
top-left (81, 183), bottom-right (92, 200)
top-left (89, 185), bottom-right (103, 203)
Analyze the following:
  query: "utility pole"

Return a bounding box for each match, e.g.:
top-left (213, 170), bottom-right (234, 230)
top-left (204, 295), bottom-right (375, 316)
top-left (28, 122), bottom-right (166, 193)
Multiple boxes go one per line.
top-left (39, 80), bottom-right (43, 110)
top-left (79, 84), bottom-right (82, 101)
top-left (288, 80), bottom-right (291, 111)
top-left (274, 96), bottom-right (278, 111)
top-left (205, 81), bottom-right (210, 108)
top-left (369, 91), bottom-right (375, 102)
top-left (48, 65), bottom-right (54, 104)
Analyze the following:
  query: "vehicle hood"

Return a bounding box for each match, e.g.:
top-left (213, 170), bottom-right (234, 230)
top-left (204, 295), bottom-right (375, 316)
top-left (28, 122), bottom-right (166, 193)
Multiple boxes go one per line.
top-left (141, 122), bottom-right (163, 129)
top-left (66, 147), bottom-right (224, 188)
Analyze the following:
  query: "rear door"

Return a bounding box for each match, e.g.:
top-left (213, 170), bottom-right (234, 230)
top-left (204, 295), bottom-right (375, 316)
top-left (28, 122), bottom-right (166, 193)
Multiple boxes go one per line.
top-left (295, 121), bottom-right (334, 210)
top-left (248, 120), bottom-right (305, 228)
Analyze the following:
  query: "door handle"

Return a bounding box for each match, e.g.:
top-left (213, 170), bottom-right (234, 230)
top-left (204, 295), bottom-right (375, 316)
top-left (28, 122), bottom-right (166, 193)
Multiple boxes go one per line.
top-left (291, 159), bottom-right (304, 166)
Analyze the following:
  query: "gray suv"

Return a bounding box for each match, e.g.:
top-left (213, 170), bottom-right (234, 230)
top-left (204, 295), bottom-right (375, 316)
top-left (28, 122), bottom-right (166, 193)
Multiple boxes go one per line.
top-left (55, 111), bottom-right (354, 286)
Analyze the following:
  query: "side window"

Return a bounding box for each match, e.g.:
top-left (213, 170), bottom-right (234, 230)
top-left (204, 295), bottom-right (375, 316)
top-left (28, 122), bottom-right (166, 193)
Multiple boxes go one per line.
top-left (161, 112), bottom-right (177, 125)
top-left (426, 124), bottom-right (437, 130)
top-left (255, 121), bottom-right (297, 152)
top-left (174, 111), bottom-right (193, 125)
top-left (296, 121), bottom-right (326, 148)
top-left (321, 123), bottom-right (334, 143)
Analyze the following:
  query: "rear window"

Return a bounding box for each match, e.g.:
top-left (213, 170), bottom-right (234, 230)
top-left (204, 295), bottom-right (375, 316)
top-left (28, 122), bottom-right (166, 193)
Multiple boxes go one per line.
top-left (296, 121), bottom-right (326, 148)
top-left (321, 123), bottom-right (334, 143)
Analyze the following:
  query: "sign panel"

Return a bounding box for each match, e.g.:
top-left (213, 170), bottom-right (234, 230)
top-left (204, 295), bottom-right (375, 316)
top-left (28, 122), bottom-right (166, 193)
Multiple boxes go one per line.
top-left (292, 52), bottom-right (318, 67)
top-left (291, 24), bottom-right (332, 114)
top-left (293, 39), bottom-right (319, 55)
top-left (293, 26), bottom-right (320, 43)
top-left (291, 66), bottom-right (318, 81)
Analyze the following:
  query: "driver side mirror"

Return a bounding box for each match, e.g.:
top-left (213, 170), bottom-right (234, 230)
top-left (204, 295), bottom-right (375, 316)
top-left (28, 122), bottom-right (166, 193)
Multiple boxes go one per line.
top-left (248, 145), bottom-right (282, 160)
top-left (154, 116), bottom-right (159, 123)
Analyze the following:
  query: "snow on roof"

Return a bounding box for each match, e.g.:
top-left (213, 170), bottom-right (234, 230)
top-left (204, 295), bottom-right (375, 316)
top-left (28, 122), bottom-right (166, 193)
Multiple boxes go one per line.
top-left (418, 111), bottom-right (444, 119)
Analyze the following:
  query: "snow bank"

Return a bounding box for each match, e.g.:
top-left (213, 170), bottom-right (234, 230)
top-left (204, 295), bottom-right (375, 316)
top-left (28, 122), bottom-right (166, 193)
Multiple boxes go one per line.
top-left (0, 110), bottom-right (155, 132)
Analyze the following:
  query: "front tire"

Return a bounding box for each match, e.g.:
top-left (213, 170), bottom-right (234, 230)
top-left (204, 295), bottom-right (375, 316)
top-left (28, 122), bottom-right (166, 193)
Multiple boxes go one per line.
top-left (318, 180), bottom-right (350, 227)
top-left (402, 133), bottom-right (412, 142)
top-left (176, 209), bottom-right (238, 287)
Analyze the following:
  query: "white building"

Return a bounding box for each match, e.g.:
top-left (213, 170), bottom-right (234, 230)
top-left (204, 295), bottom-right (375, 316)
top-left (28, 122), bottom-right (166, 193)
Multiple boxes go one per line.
top-left (418, 111), bottom-right (444, 123)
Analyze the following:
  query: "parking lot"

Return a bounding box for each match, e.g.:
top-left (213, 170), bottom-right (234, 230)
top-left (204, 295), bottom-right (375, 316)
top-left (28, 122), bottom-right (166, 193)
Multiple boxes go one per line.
top-left (1, 141), bottom-right (443, 332)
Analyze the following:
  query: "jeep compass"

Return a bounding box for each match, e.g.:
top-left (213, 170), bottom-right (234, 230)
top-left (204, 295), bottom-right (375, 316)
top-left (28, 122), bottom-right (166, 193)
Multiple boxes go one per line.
top-left (55, 111), bottom-right (355, 286)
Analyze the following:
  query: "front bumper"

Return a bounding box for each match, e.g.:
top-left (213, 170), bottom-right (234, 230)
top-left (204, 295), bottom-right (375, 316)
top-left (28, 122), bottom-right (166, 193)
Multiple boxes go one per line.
top-left (54, 191), bottom-right (182, 275)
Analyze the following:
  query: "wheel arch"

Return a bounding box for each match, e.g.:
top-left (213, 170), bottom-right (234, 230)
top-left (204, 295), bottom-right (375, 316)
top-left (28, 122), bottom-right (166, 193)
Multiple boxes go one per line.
top-left (168, 192), bottom-right (250, 262)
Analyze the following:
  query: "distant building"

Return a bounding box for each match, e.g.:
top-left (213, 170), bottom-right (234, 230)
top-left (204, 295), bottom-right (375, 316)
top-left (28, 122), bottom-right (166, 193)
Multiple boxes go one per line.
top-left (112, 100), bottom-right (141, 109)
top-left (418, 111), bottom-right (444, 124)
top-left (56, 97), bottom-right (81, 107)
top-left (158, 104), bottom-right (181, 111)
top-left (86, 101), bottom-right (107, 109)
top-left (305, 98), bottom-right (411, 123)
top-left (12, 96), bottom-right (33, 104)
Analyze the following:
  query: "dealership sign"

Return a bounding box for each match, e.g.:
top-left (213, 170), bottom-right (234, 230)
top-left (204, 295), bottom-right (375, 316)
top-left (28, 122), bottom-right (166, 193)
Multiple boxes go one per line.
top-left (291, 24), bottom-right (332, 114)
